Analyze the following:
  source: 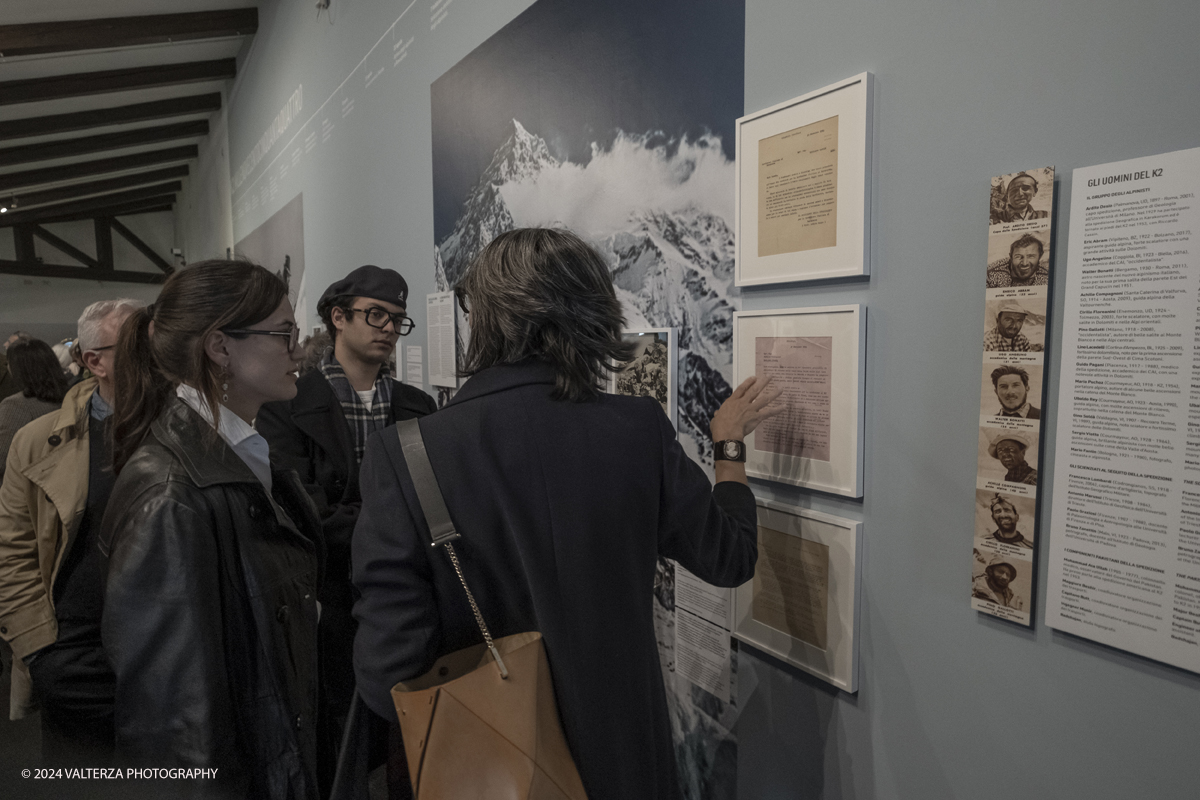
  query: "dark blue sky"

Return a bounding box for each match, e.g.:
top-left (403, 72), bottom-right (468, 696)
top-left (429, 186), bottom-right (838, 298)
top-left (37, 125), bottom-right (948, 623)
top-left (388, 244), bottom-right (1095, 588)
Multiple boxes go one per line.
top-left (430, 0), bottom-right (745, 242)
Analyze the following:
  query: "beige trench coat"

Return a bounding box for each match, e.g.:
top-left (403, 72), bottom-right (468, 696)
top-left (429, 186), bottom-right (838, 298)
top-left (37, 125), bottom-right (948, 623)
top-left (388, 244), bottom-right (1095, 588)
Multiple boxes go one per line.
top-left (0, 378), bottom-right (96, 720)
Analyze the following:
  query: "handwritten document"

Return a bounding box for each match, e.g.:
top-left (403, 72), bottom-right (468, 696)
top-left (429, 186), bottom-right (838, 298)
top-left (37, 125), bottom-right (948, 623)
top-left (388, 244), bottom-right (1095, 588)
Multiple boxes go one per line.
top-left (755, 336), bottom-right (833, 461)
top-left (758, 115), bottom-right (839, 257)
top-left (753, 526), bottom-right (830, 650)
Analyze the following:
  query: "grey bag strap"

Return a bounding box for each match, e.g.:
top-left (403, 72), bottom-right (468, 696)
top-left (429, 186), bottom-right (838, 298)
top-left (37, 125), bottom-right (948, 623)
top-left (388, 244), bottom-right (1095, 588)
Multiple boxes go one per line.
top-left (395, 418), bottom-right (508, 678)
top-left (396, 418), bottom-right (460, 548)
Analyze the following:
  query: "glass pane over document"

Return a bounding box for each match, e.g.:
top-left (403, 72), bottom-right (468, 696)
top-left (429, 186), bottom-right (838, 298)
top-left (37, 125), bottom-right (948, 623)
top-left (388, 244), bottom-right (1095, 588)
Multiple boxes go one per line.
top-left (758, 115), bottom-right (839, 257)
top-left (754, 336), bottom-right (832, 461)
top-left (754, 526), bottom-right (830, 649)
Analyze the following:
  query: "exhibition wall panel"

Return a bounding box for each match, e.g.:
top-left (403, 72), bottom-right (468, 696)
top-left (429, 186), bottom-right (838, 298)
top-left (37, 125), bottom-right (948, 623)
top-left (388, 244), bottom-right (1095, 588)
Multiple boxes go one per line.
top-left (221, 1), bottom-right (1200, 799)
top-left (742, 1), bottom-right (1200, 799)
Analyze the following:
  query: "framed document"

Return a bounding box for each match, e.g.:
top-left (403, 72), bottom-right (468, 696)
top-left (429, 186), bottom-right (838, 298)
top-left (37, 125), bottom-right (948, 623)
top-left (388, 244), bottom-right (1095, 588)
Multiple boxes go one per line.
top-left (735, 73), bottom-right (873, 286)
top-left (732, 500), bottom-right (862, 692)
top-left (609, 328), bottom-right (677, 427)
top-left (732, 305), bottom-right (865, 497)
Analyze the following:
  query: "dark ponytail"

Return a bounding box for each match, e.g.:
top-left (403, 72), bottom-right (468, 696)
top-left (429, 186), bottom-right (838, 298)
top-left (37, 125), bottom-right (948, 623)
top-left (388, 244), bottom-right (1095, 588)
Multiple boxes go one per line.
top-left (111, 307), bottom-right (173, 474)
top-left (110, 259), bottom-right (288, 474)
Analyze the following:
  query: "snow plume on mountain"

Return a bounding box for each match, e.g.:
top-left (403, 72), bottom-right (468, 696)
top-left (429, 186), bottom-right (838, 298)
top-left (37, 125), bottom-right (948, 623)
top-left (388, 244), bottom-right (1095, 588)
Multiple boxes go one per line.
top-left (435, 120), bottom-right (740, 468)
top-left (499, 130), bottom-right (734, 243)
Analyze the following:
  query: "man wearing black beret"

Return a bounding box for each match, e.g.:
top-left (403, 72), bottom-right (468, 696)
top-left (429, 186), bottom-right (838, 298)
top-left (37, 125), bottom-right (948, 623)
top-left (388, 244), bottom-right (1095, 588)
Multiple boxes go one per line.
top-left (257, 264), bottom-right (435, 795)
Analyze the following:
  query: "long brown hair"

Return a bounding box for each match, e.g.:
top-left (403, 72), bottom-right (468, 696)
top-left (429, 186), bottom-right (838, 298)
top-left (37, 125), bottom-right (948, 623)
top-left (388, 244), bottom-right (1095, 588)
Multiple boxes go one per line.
top-left (456, 228), bottom-right (634, 401)
top-left (111, 259), bottom-right (288, 474)
top-left (7, 338), bottom-right (69, 404)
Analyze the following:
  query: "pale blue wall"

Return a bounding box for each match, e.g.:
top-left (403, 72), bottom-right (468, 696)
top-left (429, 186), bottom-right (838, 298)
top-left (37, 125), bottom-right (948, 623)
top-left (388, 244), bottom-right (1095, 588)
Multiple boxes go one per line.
top-left (225, 1), bottom-right (1200, 798)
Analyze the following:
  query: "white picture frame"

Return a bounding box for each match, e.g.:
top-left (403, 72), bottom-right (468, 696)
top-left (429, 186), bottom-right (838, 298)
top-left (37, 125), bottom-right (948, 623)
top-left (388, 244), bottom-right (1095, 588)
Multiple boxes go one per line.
top-left (735, 72), bottom-right (873, 286)
top-left (733, 305), bottom-right (865, 497)
top-left (609, 328), bottom-right (677, 428)
top-left (733, 500), bottom-right (863, 693)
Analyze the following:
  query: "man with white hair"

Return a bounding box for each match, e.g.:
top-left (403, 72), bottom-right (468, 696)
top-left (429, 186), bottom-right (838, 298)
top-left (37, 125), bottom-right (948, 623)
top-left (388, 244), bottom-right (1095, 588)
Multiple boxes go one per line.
top-left (0, 298), bottom-right (141, 763)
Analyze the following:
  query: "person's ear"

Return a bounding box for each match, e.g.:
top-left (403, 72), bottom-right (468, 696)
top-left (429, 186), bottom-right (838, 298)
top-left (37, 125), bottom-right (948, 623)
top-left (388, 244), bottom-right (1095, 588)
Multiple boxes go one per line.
top-left (81, 349), bottom-right (103, 376)
top-left (203, 329), bottom-right (232, 369)
top-left (331, 306), bottom-right (348, 333)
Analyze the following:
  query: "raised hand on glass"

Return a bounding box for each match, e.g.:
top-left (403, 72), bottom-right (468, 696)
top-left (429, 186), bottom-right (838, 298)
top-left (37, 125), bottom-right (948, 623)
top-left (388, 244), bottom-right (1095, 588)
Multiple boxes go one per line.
top-left (710, 375), bottom-right (785, 484)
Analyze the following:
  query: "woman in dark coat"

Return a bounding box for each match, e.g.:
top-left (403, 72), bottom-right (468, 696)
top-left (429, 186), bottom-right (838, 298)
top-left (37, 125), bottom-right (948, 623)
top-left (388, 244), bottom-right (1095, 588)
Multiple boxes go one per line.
top-left (352, 228), bottom-right (781, 799)
top-left (0, 338), bottom-right (68, 477)
top-left (102, 261), bottom-right (323, 799)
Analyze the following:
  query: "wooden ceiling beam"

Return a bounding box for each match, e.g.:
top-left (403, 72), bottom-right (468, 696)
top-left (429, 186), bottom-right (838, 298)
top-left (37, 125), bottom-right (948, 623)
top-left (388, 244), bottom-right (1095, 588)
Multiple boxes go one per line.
top-left (0, 145), bottom-right (197, 193)
top-left (110, 217), bottom-right (173, 274)
top-left (0, 9), bottom-right (258, 58)
top-left (0, 93), bottom-right (221, 142)
top-left (30, 224), bottom-right (99, 268)
top-left (0, 259), bottom-right (166, 284)
top-left (3, 120), bottom-right (207, 166)
top-left (11, 165), bottom-right (189, 210)
top-left (0, 120), bottom-right (209, 168)
top-left (3, 198), bottom-right (175, 229)
top-left (0, 183), bottom-right (179, 227)
top-left (0, 59), bottom-right (236, 106)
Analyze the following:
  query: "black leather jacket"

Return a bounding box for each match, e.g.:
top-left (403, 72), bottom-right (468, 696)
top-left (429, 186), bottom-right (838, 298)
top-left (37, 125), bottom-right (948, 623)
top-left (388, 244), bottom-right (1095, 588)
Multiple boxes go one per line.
top-left (100, 398), bottom-right (324, 800)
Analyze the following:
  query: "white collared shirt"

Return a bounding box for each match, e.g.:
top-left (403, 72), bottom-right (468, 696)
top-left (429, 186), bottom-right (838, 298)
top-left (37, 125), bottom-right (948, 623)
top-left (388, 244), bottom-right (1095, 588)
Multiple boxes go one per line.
top-left (176, 384), bottom-right (273, 492)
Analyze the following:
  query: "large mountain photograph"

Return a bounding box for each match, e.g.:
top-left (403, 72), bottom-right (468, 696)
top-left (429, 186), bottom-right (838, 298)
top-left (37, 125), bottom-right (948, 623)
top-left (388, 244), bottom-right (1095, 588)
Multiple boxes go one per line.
top-left (430, 0), bottom-right (745, 796)
top-left (432, 0), bottom-right (744, 471)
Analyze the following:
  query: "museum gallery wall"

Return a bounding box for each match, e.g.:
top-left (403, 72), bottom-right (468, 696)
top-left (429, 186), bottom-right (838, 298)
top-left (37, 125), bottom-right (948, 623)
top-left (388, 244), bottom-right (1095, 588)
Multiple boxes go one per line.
top-left (221, 0), bottom-right (1200, 797)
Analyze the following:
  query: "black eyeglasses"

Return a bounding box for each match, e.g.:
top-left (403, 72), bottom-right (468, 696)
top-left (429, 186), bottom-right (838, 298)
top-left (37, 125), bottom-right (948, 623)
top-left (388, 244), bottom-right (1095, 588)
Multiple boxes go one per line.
top-left (455, 287), bottom-right (470, 316)
top-left (223, 325), bottom-right (301, 353)
top-left (343, 306), bottom-right (414, 336)
top-left (87, 345), bottom-right (116, 353)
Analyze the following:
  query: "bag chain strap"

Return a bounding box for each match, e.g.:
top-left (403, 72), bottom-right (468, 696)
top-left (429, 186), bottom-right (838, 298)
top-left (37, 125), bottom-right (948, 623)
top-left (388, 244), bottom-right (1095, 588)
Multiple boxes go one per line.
top-left (443, 541), bottom-right (509, 679)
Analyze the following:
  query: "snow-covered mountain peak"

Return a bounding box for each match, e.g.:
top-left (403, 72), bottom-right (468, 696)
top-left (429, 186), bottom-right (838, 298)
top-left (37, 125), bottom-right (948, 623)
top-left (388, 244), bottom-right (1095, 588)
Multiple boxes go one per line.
top-left (482, 119), bottom-right (559, 186)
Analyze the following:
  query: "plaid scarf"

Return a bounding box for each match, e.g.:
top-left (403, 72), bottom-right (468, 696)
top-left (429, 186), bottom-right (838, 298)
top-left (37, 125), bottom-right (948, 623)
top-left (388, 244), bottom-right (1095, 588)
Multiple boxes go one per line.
top-left (319, 350), bottom-right (394, 464)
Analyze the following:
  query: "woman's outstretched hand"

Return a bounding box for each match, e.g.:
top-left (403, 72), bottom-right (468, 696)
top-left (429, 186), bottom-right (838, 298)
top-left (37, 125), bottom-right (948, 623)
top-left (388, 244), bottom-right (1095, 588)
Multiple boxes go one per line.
top-left (710, 376), bottom-right (785, 485)
top-left (711, 375), bottom-right (785, 442)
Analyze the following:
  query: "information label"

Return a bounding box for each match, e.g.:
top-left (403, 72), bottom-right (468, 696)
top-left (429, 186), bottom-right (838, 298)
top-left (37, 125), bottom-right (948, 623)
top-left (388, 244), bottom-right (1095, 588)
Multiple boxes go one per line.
top-left (674, 564), bottom-right (732, 699)
top-left (1047, 146), bottom-right (1200, 674)
top-left (426, 292), bottom-right (457, 387)
top-left (405, 345), bottom-right (424, 387)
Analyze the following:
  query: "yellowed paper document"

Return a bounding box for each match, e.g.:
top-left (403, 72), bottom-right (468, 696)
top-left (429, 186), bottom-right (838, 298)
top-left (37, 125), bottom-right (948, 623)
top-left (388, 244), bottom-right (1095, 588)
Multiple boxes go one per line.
top-left (753, 526), bottom-right (830, 649)
top-left (758, 115), bottom-right (839, 257)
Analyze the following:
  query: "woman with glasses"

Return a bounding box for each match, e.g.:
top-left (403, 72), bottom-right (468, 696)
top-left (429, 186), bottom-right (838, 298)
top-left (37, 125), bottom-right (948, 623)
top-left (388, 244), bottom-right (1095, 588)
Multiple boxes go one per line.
top-left (101, 259), bottom-right (323, 800)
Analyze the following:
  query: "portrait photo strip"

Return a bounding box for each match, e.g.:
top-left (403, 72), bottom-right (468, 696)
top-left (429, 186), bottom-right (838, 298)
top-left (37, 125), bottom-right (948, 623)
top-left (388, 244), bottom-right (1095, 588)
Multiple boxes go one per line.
top-left (973, 166), bottom-right (1054, 627)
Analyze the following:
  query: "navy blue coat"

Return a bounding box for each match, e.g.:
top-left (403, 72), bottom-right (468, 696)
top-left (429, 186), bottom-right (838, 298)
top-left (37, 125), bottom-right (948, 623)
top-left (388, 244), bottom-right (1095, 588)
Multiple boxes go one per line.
top-left (351, 360), bottom-right (758, 800)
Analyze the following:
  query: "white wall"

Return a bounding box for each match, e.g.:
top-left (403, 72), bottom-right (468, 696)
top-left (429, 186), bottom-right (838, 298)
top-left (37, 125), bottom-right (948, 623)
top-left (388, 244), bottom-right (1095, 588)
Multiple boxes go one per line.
top-left (175, 88), bottom-right (236, 264)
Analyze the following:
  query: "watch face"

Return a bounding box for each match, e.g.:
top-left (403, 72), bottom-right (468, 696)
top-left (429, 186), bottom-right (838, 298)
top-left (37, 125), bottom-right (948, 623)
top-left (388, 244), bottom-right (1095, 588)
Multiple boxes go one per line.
top-left (724, 441), bottom-right (741, 459)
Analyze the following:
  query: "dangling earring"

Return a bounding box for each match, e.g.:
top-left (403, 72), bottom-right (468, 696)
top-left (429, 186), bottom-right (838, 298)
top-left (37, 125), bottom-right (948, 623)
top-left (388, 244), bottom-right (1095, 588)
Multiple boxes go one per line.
top-left (222, 363), bottom-right (230, 404)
